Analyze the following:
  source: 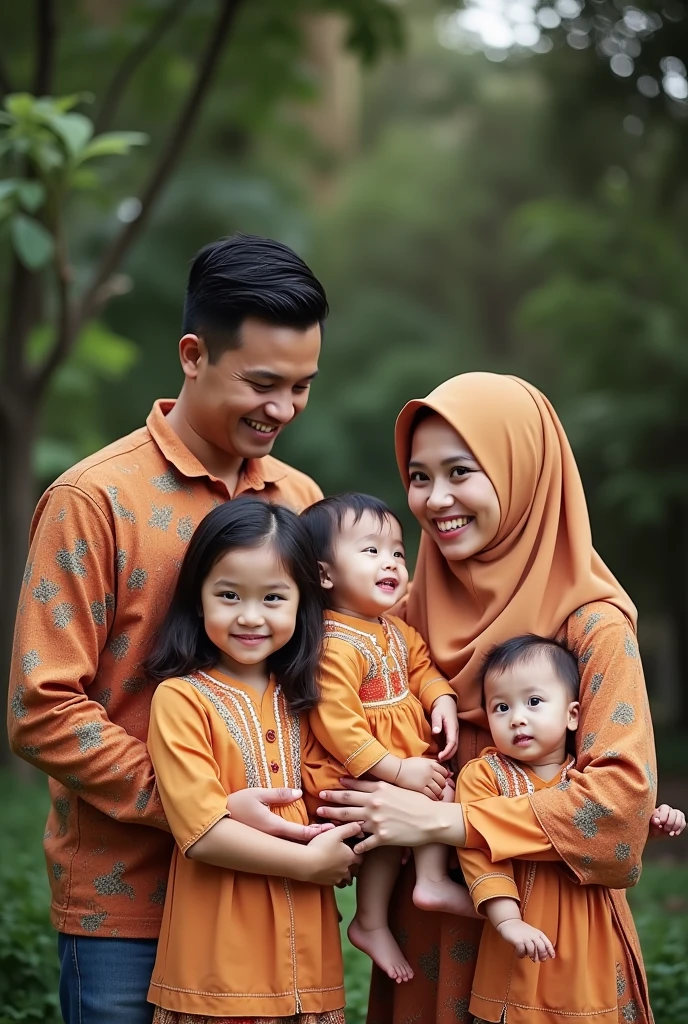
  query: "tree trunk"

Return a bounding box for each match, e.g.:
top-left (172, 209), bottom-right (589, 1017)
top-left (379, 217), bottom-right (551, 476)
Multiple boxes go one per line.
top-left (0, 398), bottom-right (38, 767)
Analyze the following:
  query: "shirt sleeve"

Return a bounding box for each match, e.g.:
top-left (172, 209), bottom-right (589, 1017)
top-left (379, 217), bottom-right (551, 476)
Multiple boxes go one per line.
top-left (309, 639), bottom-right (389, 777)
top-left (402, 621), bottom-right (455, 713)
top-left (457, 759), bottom-right (520, 912)
top-left (147, 678), bottom-right (230, 854)
top-left (462, 793), bottom-right (559, 862)
top-left (8, 485), bottom-right (168, 830)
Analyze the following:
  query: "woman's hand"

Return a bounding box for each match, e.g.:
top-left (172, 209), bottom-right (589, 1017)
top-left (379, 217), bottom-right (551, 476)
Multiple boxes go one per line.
top-left (430, 694), bottom-right (459, 761)
top-left (650, 804), bottom-right (686, 838)
top-left (227, 787), bottom-right (335, 843)
top-left (397, 756), bottom-right (448, 799)
top-left (302, 823), bottom-right (364, 886)
top-left (317, 777), bottom-right (465, 854)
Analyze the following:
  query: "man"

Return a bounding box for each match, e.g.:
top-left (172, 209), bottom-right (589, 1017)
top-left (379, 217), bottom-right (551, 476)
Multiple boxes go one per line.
top-left (8, 234), bottom-right (328, 1024)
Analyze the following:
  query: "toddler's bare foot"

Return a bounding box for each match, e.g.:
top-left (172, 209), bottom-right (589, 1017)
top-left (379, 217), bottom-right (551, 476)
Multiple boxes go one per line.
top-left (348, 916), bottom-right (414, 983)
top-left (413, 877), bottom-right (480, 918)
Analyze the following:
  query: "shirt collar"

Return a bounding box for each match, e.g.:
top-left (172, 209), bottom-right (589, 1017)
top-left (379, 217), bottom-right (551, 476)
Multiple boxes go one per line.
top-left (146, 399), bottom-right (288, 491)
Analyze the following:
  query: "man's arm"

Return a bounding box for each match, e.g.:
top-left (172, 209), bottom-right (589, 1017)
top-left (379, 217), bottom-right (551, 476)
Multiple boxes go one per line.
top-left (8, 485), bottom-right (168, 830)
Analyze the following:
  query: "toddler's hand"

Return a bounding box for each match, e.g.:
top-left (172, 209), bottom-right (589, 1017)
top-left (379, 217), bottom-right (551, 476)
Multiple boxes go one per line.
top-left (650, 804), bottom-right (686, 838)
top-left (496, 919), bottom-right (555, 962)
top-left (430, 694), bottom-right (459, 761)
top-left (396, 757), bottom-right (448, 800)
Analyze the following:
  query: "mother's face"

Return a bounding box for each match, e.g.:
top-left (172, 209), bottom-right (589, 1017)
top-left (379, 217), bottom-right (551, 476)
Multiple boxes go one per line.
top-left (407, 414), bottom-right (501, 560)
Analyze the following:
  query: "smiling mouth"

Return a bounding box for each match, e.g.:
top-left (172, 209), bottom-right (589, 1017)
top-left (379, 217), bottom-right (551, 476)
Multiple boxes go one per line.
top-left (434, 516), bottom-right (474, 535)
top-left (243, 417), bottom-right (279, 435)
top-left (513, 734), bottom-right (533, 745)
top-left (376, 578), bottom-right (398, 593)
top-left (232, 634), bottom-right (270, 645)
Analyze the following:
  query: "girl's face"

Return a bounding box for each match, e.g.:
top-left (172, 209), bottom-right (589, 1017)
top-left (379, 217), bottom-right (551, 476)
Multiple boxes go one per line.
top-left (201, 541), bottom-right (299, 680)
top-left (407, 414), bottom-right (501, 560)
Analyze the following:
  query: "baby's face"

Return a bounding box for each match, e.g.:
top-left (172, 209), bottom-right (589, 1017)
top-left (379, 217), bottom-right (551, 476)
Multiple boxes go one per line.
top-left (323, 510), bottom-right (409, 621)
top-left (484, 653), bottom-right (579, 765)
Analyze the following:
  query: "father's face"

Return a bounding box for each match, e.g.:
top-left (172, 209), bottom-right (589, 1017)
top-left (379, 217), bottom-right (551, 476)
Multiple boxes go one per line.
top-left (188, 317), bottom-right (321, 460)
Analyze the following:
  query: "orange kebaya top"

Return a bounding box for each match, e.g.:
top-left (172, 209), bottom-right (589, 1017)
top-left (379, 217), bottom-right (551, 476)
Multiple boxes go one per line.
top-left (458, 748), bottom-right (652, 1024)
top-left (147, 668), bottom-right (344, 1018)
top-left (309, 611), bottom-right (455, 777)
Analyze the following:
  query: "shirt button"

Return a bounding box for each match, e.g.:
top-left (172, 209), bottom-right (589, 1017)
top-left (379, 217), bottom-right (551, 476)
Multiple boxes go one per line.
top-left (265, 729), bottom-right (276, 743)
top-left (270, 761), bottom-right (280, 773)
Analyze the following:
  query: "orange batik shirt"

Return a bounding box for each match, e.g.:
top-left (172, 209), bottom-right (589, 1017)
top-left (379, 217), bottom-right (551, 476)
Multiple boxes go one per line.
top-left (7, 399), bottom-right (322, 939)
top-left (147, 668), bottom-right (344, 1018)
top-left (309, 611), bottom-right (455, 775)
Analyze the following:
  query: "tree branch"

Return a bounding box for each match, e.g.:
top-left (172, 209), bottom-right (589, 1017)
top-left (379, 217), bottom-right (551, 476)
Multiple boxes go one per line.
top-left (94, 0), bottom-right (194, 135)
top-left (34, 0), bottom-right (57, 95)
top-left (76, 0), bottom-right (245, 334)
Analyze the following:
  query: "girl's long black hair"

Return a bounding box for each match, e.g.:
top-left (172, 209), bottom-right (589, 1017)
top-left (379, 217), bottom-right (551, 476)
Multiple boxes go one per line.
top-left (144, 498), bottom-right (325, 713)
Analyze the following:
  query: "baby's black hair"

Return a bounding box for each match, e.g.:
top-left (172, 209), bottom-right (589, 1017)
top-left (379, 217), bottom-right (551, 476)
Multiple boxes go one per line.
top-left (300, 492), bottom-right (402, 566)
top-left (145, 498), bottom-right (325, 713)
top-left (481, 634), bottom-right (579, 702)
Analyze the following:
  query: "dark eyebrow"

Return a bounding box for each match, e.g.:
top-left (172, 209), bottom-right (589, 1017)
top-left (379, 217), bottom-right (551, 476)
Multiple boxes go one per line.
top-left (408, 453), bottom-right (478, 469)
top-left (215, 579), bottom-right (292, 590)
top-left (245, 369), bottom-right (319, 383)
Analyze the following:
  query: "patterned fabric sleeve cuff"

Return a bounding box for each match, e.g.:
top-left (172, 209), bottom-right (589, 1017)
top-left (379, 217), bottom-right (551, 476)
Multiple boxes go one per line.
top-left (469, 873), bottom-right (520, 913)
top-left (419, 677), bottom-right (456, 713)
top-left (344, 738), bottom-right (390, 778)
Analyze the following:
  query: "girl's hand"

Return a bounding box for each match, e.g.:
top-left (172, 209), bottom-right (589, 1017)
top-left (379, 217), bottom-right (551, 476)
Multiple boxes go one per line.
top-left (397, 757), bottom-right (449, 799)
top-left (496, 919), bottom-right (555, 962)
top-left (303, 823), bottom-right (363, 886)
top-left (227, 787), bottom-right (335, 843)
top-left (430, 695), bottom-right (459, 761)
top-left (650, 804), bottom-right (686, 838)
top-left (317, 777), bottom-right (462, 853)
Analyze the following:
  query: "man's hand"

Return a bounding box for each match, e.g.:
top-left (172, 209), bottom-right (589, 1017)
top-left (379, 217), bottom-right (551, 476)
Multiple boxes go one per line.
top-left (430, 694), bottom-right (459, 761)
top-left (650, 804), bottom-right (686, 838)
top-left (397, 757), bottom-right (449, 800)
top-left (227, 787), bottom-right (335, 842)
top-left (495, 919), bottom-right (556, 962)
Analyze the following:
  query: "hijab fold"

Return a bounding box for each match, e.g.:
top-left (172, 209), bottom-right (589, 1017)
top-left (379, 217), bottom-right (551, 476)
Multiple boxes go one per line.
top-left (395, 373), bottom-right (636, 722)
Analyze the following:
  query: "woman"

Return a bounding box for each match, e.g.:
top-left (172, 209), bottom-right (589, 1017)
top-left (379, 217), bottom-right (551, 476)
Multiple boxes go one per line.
top-left (319, 373), bottom-right (656, 1024)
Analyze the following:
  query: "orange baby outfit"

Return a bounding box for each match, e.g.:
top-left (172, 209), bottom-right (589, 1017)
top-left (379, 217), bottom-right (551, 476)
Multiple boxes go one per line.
top-left (308, 611), bottom-right (455, 777)
top-left (459, 748), bottom-right (646, 1024)
top-left (147, 668), bottom-right (344, 1018)
top-left (7, 399), bottom-right (322, 939)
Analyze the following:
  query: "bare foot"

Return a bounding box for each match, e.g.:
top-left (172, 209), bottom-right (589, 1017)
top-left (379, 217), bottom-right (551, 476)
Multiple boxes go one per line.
top-left (348, 916), bottom-right (414, 983)
top-left (413, 877), bottom-right (480, 918)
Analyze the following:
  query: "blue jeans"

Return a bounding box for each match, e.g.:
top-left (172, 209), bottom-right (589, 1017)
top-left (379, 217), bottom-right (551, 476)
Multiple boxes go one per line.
top-left (58, 934), bottom-right (158, 1024)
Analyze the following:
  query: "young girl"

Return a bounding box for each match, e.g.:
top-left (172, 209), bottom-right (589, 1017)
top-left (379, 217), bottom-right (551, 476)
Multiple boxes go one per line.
top-left (143, 498), bottom-right (361, 1024)
top-left (301, 493), bottom-right (479, 986)
top-left (458, 634), bottom-right (686, 1024)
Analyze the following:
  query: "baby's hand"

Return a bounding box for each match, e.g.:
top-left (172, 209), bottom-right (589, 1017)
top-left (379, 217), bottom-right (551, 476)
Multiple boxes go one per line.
top-left (650, 804), bottom-right (686, 838)
top-left (397, 757), bottom-right (448, 800)
top-left (430, 694), bottom-right (459, 761)
top-left (495, 919), bottom-right (555, 962)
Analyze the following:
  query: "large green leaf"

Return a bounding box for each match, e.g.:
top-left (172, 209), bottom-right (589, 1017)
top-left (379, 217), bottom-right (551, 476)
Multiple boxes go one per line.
top-left (76, 131), bottom-right (148, 164)
top-left (45, 112), bottom-right (94, 156)
top-left (10, 214), bottom-right (54, 270)
top-left (0, 179), bottom-right (20, 202)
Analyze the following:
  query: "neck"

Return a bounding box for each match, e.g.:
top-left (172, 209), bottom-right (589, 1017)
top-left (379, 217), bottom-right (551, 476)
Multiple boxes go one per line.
top-left (331, 602), bottom-right (381, 624)
top-left (166, 389), bottom-right (244, 495)
top-left (213, 656), bottom-right (271, 696)
top-left (509, 745), bottom-right (568, 782)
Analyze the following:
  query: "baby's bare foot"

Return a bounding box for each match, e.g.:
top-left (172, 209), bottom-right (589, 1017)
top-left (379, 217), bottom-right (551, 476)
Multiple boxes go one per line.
top-left (348, 917), bottom-right (414, 983)
top-left (413, 877), bottom-right (480, 918)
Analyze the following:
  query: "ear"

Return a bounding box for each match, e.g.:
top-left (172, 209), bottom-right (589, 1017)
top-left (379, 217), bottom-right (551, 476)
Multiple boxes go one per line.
top-left (318, 561), bottom-right (334, 591)
top-left (179, 334), bottom-right (208, 379)
top-left (567, 701), bottom-right (580, 732)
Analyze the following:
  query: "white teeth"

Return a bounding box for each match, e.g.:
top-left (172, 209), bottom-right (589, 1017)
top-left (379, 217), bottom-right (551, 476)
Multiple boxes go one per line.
top-left (436, 517), bottom-right (471, 532)
top-left (245, 418), bottom-right (275, 434)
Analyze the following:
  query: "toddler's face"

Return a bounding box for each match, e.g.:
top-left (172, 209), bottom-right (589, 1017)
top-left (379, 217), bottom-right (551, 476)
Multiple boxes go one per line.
top-left (200, 541), bottom-right (299, 674)
top-left (322, 510), bottom-right (409, 621)
top-left (484, 653), bottom-right (579, 766)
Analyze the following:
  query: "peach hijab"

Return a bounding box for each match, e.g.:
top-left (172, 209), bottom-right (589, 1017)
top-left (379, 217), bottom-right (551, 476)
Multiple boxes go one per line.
top-left (395, 372), bottom-right (636, 725)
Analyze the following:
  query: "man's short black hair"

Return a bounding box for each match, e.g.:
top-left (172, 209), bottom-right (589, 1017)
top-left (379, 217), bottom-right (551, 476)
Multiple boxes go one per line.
top-left (182, 233), bottom-right (328, 361)
top-left (481, 634), bottom-right (580, 702)
top-left (301, 493), bottom-right (402, 567)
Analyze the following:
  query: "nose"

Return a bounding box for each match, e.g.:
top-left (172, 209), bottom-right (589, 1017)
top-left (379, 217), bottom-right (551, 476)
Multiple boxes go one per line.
top-left (381, 554), bottom-right (397, 571)
top-left (510, 709), bottom-right (528, 729)
top-left (426, 478), bottom-right (455, 512)
top-left (264, 394), bottom-right (295, 425)
top-left (237, 603), bottom-right (265, 628)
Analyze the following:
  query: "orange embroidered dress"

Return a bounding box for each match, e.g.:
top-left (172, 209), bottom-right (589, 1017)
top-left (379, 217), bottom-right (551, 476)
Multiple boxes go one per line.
top-left (146, 668), bottom-right (344, 1019)
top-left (458, 748), bottom-right (647, 1024)
top-left (308, 611), bottom-right (455, 776)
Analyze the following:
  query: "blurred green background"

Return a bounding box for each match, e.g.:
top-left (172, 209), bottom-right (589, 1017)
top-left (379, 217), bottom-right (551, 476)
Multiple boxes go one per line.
top-left (1, 0), bottom-right (687, 1020)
